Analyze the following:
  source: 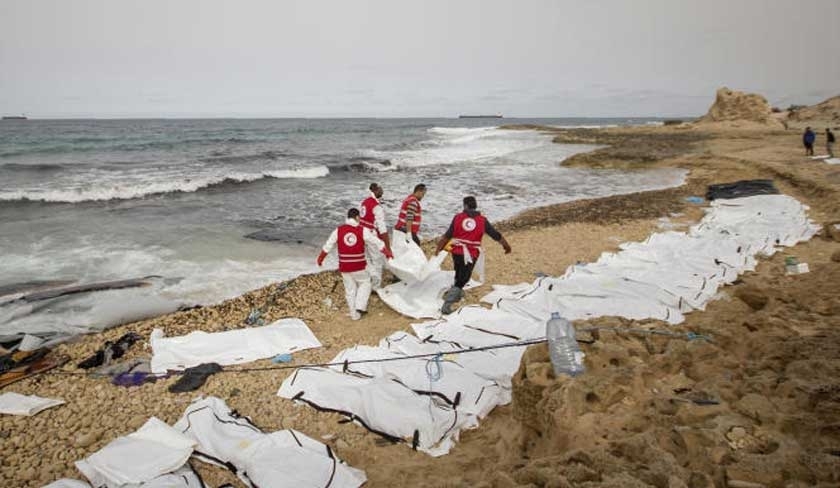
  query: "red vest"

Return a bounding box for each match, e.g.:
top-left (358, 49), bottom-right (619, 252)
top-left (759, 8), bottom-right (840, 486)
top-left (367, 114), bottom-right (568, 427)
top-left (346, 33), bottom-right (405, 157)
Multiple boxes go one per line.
top-left (450, 212), bottom-right (486, 259)
top-left (337, 224), bottom-right (366, 272)
top-left (395, 195), bottom-right (421, 233)
top-left (359, 196), bottom-right (379, 232)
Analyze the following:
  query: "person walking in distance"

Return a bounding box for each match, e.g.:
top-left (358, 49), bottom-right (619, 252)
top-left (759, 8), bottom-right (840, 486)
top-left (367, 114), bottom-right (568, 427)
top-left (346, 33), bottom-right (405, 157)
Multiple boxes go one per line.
top-left (394, 184), bottom-right (426, 246)
top-left (826, 128), bottom-right (835, 158)
top-left (317, 208), bottom-right (393, 320)
top-left (359, 183), bottom-right (391, 289)
top-left (803, 127), bottom-right (816, 156)
top-left (435, 196), bottom-right (511, 314)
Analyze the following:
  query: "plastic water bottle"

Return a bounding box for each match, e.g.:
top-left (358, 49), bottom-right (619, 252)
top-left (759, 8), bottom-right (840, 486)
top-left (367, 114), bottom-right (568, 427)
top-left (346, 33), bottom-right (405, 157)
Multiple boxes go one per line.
top-left (546, 312), bottom-right (585, 377)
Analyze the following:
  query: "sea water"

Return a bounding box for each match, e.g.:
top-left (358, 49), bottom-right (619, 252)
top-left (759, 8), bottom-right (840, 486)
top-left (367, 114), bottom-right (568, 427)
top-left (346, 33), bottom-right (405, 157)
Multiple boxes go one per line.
top-left (0, 118), bottom-right (685, 337)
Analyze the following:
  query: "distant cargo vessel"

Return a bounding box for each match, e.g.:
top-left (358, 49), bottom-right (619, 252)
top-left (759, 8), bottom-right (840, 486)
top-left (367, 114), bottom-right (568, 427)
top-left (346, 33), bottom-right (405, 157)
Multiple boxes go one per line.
top-left (2, 115), bottom-right (27, 120)
top-left (458, 114), bottom-right (502, 119)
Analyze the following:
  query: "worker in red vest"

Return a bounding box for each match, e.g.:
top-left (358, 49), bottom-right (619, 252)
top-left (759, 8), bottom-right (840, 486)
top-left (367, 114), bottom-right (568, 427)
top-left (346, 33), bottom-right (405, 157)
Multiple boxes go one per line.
top-left (359, 182), bottom-right (391, 289)
top-left (394, 183), bottom-right (426, 246)
top-left (435, 196), bottom-right (511, 314)
top-left (317, 208), bottom-right (394, 320)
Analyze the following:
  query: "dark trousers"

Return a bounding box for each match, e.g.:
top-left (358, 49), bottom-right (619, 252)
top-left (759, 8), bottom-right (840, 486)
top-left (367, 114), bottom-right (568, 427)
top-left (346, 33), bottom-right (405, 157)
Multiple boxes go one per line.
top-left (453, 253), bottom-right (476, 289)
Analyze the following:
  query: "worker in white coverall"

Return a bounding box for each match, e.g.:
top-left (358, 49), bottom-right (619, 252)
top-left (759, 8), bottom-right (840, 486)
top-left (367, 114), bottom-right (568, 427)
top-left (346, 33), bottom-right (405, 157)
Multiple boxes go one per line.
top-left (358, 183), bottom-right (392, 289)
top-left (317, 208), bottom-right (394, 320)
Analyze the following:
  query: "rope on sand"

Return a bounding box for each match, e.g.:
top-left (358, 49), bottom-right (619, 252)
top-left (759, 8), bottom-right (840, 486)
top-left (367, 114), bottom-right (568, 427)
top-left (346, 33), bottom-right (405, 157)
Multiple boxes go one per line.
top-left (43, 326), bottom-right (711, 378)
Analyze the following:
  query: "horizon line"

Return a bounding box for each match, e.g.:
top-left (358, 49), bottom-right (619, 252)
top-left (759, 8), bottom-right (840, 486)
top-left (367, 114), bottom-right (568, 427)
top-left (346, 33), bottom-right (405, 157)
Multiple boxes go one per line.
top-left (2, 114), bottom-right (699, 121)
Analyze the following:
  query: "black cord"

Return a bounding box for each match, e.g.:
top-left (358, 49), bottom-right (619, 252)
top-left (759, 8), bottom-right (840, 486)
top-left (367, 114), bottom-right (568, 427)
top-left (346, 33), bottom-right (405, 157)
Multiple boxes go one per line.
top-left (43, 324), bottom-right (710, 378)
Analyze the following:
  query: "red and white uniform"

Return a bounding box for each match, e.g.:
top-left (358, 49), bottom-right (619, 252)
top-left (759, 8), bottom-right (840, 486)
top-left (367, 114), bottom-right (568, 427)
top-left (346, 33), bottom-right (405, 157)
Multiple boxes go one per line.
top-left (322, 218), bottom-right (387, 317)
top-left (395, 195), bottom-right (422, 234)
top-left (359, 191), bottom-right (388, 289)
top-left (450, 212), bottom-right (487, 261)
top-left (359, 192), bottom-right (387, 237)
top-left (336, 224), bottom-right (366, 272)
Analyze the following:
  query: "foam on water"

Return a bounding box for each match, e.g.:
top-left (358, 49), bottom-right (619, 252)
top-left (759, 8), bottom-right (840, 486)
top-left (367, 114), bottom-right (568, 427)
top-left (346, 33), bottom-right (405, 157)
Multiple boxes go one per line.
top-left (0, 237), bottom-right (318, 335)
top-left (361, 127), bottom-right (548, 169)
top-left (0, 165), bottom-right (330, 203)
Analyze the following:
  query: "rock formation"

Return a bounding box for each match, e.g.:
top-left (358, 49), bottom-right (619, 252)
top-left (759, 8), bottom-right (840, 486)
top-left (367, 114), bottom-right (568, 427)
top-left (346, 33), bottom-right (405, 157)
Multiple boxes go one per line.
top-left (697, 87), bottom-right (784, 128)
top-left (787, 95), bottom-right (840, 127)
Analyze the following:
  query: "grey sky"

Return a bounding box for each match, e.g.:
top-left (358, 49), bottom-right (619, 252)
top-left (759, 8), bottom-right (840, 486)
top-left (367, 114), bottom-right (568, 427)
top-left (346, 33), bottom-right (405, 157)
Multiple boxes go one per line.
top-left (1, 0), bottom-right (838, 118)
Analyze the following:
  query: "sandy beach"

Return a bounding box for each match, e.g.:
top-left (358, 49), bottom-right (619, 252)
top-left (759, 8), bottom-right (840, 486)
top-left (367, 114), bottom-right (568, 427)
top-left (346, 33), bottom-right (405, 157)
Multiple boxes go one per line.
top-left (3, 114), bottom-right (840, 487)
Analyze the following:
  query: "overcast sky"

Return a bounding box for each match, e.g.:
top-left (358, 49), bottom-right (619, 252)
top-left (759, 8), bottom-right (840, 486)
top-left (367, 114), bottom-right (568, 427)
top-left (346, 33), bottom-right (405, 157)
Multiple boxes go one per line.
top-left (1, 0), bottom-right (838, 118)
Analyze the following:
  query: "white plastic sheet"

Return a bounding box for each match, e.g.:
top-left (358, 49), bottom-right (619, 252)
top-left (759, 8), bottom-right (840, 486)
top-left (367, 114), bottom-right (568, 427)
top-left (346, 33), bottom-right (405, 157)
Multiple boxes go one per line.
top-left (75, 418), bottom-right (196, 488)
top-left (412, 306), bottom-right (543, 348)
top-left (0, 392), bottom-right (64, 416)
top-left (386, 230), bottom-right (444, 283)
top-left (329, 345), bottom-right (508, 417)
top-left (487, 195), bottom-right (820, 325)
top-left (43, 480), bottom-right (92, 488)
top-left (377, 267), bottom-right (482, 319)
top-left (174, 396), bottom-right (366, 488)
top-left (376, 268), bottom-right (453, 319)
top-left (379, 231), bottom-right (484, 319)
top-left (45, 466), bottom-right (205, 488)
top-left (150, 318), bottom-right (321, 373)
top-left (380, 331), bottom-right (525, 388)
top-left (279, 367), bottom-right (476, 456)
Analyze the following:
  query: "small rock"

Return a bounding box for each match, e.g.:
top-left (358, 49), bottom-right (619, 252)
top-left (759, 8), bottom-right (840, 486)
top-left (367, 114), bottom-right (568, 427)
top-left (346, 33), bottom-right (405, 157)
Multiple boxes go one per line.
top-left (668, 475), bottom-right (689, 488)
top-left (726, 426), bottom-right (747, 442)
top-left (127, 415), bottom-right (146, 430)
top-left (74, 429), bottom-right (103, 448)
top-left (20, 467), bottom-right (36, 481)
top-left (734, 286), bottom-right (768, 311)
top-left (734, 393), bottom-right (776, 423)
top-left (709, 446), bottom-right (733, 465)
top-left (824, 223), bottom-right (840, 242)
top-left (727, 479), bottom-right (766, 488)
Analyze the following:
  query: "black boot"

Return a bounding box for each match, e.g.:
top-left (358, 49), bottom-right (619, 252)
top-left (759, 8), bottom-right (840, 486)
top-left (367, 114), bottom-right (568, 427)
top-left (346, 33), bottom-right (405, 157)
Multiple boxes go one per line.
top-left (441, 287), bottom-right (464, 315)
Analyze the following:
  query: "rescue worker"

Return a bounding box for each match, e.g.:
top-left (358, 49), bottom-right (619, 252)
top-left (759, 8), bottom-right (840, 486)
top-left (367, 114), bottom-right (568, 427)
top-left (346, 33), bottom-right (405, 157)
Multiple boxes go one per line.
top-left (317, 208), bottom-right (393, 320)
top-left (394, 183), bottom-right (426, 246)
top-left (435, 196), bottom-right (511, 314)
top-left (359, 183), bottom-right (391, 289)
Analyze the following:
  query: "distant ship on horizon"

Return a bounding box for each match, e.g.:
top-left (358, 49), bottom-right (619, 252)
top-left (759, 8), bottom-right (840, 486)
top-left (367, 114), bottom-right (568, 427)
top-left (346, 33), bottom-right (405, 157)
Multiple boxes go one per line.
top-left (2, 114), bottom-right (27, 120)
top-left (458, 114), bottom-right (502, 119)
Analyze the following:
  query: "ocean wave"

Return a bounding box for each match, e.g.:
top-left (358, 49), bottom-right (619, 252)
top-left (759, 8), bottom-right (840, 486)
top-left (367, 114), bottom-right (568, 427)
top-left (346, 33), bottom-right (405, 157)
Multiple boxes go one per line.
top-left (328, 157), bottom-right (394, 173)
top-left (0, 136), bottom-right (262, 158)
top-left (361, 127), bottom-right (550, 169)
top-left (427, 126), bottom-right (498, 135)
top-left (0, 166), bottom-right (330, 204)
top-left (199, 150), bottom-right (293, 165)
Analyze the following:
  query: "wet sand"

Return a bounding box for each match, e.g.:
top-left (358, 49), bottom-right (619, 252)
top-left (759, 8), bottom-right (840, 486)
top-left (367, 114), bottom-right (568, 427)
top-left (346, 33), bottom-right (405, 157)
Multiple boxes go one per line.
top-left (2, 124), bottom-right (839, 487)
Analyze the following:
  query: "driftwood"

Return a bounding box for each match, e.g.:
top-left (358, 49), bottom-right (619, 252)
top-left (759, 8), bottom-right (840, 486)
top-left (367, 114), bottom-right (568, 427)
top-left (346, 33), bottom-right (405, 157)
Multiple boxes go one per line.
top-left (1, 277), bottom-right (157, 305)
top-left (0, 280), bottom-right (75, 299)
